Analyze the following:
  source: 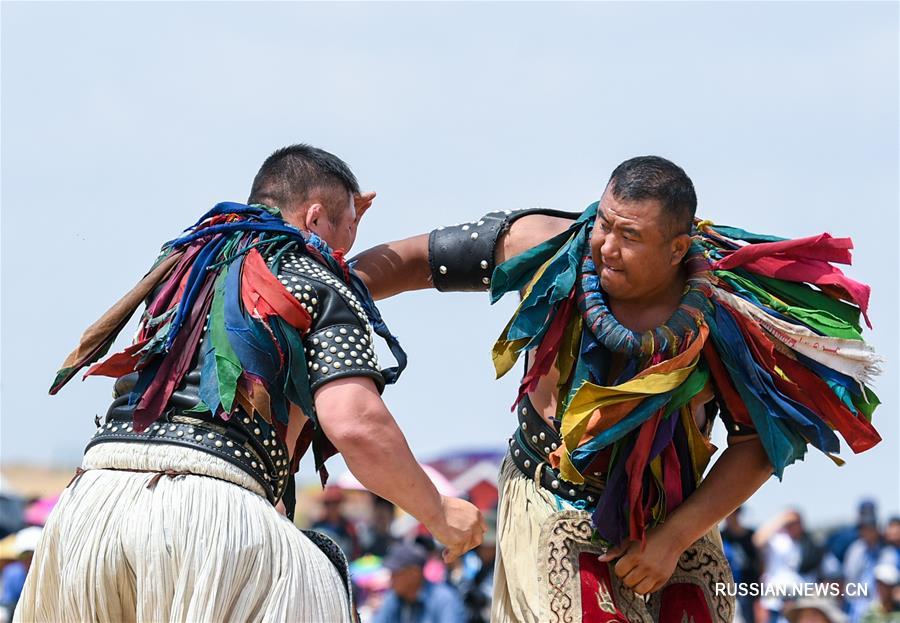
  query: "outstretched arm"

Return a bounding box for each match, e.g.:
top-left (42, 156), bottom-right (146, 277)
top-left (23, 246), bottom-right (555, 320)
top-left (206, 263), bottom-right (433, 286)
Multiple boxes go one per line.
top-left (315, 376), bottom-right (486, 562)
top-left (351, 233), bottom-right (432, 300)
top-left (352, 213), bottom-right (574, 300)
top-left (600, 435), bottom-right (773, 594)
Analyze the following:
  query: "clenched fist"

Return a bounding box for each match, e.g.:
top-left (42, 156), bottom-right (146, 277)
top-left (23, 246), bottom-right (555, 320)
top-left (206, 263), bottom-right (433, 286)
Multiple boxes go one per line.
top-left (598, 527), bottom-right (685, 595)
top-left (426, 496), bottom-right (487, 564)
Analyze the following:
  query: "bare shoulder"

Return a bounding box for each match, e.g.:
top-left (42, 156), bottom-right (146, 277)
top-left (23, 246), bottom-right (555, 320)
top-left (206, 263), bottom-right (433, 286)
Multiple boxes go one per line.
top-left (497, 213), bottom-right (575, 264)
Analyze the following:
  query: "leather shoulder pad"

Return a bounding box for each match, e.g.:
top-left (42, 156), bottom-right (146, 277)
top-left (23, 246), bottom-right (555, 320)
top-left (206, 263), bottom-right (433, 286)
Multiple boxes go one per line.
top-left (276, 251), bottom-right (385, 394)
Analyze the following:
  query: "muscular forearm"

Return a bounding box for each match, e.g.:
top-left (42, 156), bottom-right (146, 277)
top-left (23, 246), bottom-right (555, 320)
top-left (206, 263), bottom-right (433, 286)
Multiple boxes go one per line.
top-left (314, 378), bottom-right (484, 560)
top-left (663, 436), bottom-right (773, 551)
top-left (351, 234), bottom-right (431, 300)
top-left (321, 405), bottom-right (443, 526)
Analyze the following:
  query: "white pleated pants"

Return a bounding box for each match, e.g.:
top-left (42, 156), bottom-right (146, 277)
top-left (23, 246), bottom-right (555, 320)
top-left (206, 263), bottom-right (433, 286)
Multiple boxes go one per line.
top-left (14, 443), bottom-right (351, 623)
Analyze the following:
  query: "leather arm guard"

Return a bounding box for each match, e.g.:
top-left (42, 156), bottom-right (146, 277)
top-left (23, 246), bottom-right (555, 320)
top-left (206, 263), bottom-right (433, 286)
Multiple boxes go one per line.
top-left (427, 208), bottom-right (580, 292)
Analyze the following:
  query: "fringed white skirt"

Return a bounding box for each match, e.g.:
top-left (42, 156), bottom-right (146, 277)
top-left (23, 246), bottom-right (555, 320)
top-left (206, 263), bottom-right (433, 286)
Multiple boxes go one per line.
top-left (491, 454), bottom-right (562, 623)
top-left (14, 442), bottom-right (352, 623)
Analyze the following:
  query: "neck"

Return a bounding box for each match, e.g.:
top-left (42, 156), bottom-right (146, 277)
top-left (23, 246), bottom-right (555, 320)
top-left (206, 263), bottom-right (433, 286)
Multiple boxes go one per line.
top-left (608, 267), bottom-right (687, 333)
top-left (281, 213), bottom-right (308, 234)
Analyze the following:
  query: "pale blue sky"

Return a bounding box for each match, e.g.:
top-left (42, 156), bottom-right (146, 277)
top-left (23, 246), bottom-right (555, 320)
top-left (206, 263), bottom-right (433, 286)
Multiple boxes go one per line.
top-left (2, 2), bottom-right (897, 526)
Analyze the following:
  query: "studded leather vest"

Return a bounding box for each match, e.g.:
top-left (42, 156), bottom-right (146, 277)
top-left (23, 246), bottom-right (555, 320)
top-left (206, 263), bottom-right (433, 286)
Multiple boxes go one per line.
top-left (88, 249), bottom-right (385, 504)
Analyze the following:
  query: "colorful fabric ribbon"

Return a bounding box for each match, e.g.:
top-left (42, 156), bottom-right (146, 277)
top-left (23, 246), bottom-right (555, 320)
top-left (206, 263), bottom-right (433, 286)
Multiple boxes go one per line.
top-left (490, 206), bottom-right (882, 545)
top-left (51, 203), bottom-right (407, 482)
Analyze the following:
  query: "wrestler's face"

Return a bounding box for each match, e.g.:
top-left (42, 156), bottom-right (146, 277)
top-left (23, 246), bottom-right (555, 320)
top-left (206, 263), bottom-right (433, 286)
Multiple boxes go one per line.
top-left (590, 186), bottom-right (690, 303)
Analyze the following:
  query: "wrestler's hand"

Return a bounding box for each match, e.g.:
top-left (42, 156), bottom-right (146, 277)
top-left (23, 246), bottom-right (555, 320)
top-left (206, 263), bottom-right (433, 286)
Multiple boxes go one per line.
top-left (598, 527), bottom-right (684, 595)
top-left (427, 496), bottom-right (487, 564)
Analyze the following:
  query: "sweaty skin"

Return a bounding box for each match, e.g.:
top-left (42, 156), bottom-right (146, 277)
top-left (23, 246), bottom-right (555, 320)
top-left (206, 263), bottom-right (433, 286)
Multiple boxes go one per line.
top-left (351, 199), bottom-right (773, 594)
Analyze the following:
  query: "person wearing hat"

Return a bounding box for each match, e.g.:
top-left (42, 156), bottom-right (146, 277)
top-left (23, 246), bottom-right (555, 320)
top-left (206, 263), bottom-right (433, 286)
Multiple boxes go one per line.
top-left (0, 527), bottom-right (40, 623)
top-left (360, 495), bottom-right (400, 558)
top-left (861, 563), bottom-right (900, 622)
top-left (784, 597), bottom-right (849, 623)
top-left (845, 518), bottom-right (890, 621)
top-left (885, 517), bottom-right (900, 575)
top-left (373, 542), bottom-right (465, 623)
top-left (312, 486), bottom-right (361, 561)
top-left (455, 511), bottom-right (497, 623)
top-left (827, 500), bottom-right (880, 566)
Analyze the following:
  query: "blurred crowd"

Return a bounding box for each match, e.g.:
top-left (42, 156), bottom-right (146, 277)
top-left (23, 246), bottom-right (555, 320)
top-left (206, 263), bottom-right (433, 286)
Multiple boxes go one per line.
top-left (313, 492), bottom-right (900, 623)
top-left (293, 488), bottom-right (900, 623)
top-left (1, 472), bottom-right (897, 623)
top-left (723, 502), bottom-right (899, 623)
top-left (0, 487), bottom-right (50, 623)
top-left (310, 486), bottom-right (497, 623)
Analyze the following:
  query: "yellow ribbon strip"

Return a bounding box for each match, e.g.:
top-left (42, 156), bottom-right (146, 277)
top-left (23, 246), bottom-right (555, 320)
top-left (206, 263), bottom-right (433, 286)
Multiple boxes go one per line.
top-left (554, 324), bottom-right (710, 484)
top-left (491, 245), bottom-right (567, 379)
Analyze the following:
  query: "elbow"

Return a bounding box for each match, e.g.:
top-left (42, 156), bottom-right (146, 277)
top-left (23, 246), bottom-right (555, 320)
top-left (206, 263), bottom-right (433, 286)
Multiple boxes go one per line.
top-left (745, 436), bottom-right (775, 474)
top-left (725, 435), bottom-right (775, 479)
top-left (314, 377), bottom-right (397, 456)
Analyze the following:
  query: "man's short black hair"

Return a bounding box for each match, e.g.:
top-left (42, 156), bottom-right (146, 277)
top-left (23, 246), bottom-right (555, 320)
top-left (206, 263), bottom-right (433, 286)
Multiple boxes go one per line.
top-left (606, 156), bottom-right (696, 236)
top-left (248, 144), bottom-right (360, 212)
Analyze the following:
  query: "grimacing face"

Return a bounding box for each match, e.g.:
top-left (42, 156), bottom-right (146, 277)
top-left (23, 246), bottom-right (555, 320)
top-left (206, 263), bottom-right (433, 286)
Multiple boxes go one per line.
top-left (589, 188), bottom-right (689, 303)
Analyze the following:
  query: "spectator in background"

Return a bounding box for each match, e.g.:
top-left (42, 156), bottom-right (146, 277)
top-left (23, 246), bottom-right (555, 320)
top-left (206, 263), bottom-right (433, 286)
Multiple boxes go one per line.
top-left (0, 527), bottom-right (40, 623)
top-left (360, 495), bottom-right (399, 558)
top-left (860, 564), bottom-right (900, 622)
top-left (829, 501), bottom-right (880, 566)
top-left (312, 486), bottom-right (360, 561)
top-left (373, 542), bottom-right (465, 623)
top-left (885, 518), bottom-right (900, 571)
top-left (784, 597), bottom-right (849, 623)
top-left (0, 494), bottom-right (25, 541)
top-left (414, 534), bottom-right (451, 585)
top-left (455, 511), bottom-right (497, 623)
top-left (0, 558), bottom-right (26, 623)
top-left (756, 509), bottom-right (824, 622)
top-left (722, 506), bottom-right (762, 623)
top-left (845, 519), bottom-right (893, 622)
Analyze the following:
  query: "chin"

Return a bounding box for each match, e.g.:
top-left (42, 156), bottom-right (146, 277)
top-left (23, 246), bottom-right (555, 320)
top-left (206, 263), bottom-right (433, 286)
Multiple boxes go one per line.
top-left (599, 267), bottom-right (624, 286)
top-left (599, 274), bottom-right (619, 296)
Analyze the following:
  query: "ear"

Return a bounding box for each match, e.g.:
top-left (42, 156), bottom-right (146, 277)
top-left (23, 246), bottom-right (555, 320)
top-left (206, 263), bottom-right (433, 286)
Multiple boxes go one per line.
top-left (354, 191), bottom-right (376, 223)
top-left (305, 203), bottom-right (324, 232)
top-left (670, 233), bottom-right (692, 265)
